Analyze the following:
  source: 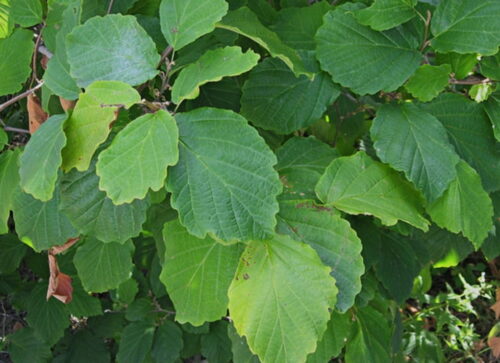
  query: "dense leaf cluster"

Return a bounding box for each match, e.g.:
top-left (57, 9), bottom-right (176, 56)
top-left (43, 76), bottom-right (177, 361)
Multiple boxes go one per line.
top-left (0, 0), bottom-right (499, 362)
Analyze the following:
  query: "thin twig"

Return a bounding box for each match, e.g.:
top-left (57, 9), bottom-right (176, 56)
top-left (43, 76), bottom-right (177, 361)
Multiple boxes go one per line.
top-left (450, 77), bottom-right (492, 85)
top-left (30, 25), bottom-right (45, 85)
top-left (158, 45), bottom-right (173, 68)
top-left (0, 82), bottom-right (44, 113)
top-left (3, 126), bottom-right (30, 134)
top-left (419, 10), bottom-right (432, 52)
top-left (107, 0), bottom-right (115, 14)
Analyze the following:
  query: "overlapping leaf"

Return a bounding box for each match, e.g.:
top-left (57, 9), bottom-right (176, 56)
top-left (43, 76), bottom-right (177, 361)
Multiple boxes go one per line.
top-left (66, 14), bottom-right (160, 87)
top-left (166, 107), bottom-right (282, 242)
top-left (217, 6), bottom-right (310, 78)
top-left (371, 103), bottom-right (460, 202)
top-left (240, 58), bottom-right (339, 134)
top-left (160, 220), bottom-right (242, 326)
top-left (159, 0), bottom-right (228, 50)
top-left (405, 64), bottom-right (451, 102)
top-left (0, 149), bottom-right (20, 234)
top-left (307, 312), bottom-right (352, 363)
top-left (116, 322), bottom-right (155, 363)
top-left (427, 161), bottom-right (493, 249)
top-left (316, 4), bottom-right (422, 95)
top-left (0, 0), bottom-right (13, 39)
top-left (228, 235), bottom-right (337, 363)
top-left (355, 0), bottom-right (417, 31)
top-left (96, 110), bottom-right (179, 204)
top-left (10, 0), bottom-right (42, 27)
top-left (316, 152), bottom-right (429, 231)
top-left (484, 91), bottom-right (500, 142)
top-left (20, 115), bottom-right (68, 201)
top-left (61, 81), bottom-right (140, 172)
top-left (0, 29), bottom-right (34, 96)
top-left (172, 46), bottom-right (259, 104)
top-left (60, 162), bottom-right (148, 243)
top-left (431, 0), bottom-right (500, 55)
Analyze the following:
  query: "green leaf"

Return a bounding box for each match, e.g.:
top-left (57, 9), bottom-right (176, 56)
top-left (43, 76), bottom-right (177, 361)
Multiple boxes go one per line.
top-left (0, 148), bottom-right (20, 234)
top-left (228, 234), bottom-right (337, 363)
top-left (96, 110), bottom-right (179, 204)
top-left (8, 328), bottom-right (51, 363)
top-left (484, 91), bottom-right (500, 142)
top-left (404, 64), bottom-right (451, 102)
top-left (427, 161), bottom-right (494, 249)
top-left (420, 93), bottom-right (500, 192)
top-left (152, 321), bottom-right (184, 363)
top-left (275, 136), bottom-right (338, 200)
top-left (355, 0), bottom-right (417, 31)
top-left (10, 0), bottom-right (42, 27)
top-left (217, 7), bottom-right (310, 78)
top-left (20, 115), bottom-right (68, 201)
top-left (56, 330), bottom-right (110, 363)
top-left (277, 200), bottom-right (364, 312)
top-left (240, 58), bottom-right (340, 134)
top-left (316, 151), bottom-right (430, 231)
top-left (0, 234), bottom-right (27, 274)
top-left (436, 52), bottom-right (477, 80)
top-left (481, 53), bottom-right (500, 80)
top-left (172, 46), bottom-right (259, 105)
top-left (116, 278), bottom-right (139, 305)
top-left (371, 103), bottom-right (460, 202)
top-left (227, 323), bottom-right (259, 363)
top-left (344, 306), bottom-right (392, 362)
top-left (159, 0), bottom-right (228, 50)
top-left (0, 128), bottom-right (7, 149)
top-left (44, 51), bottom-right (81, 101)
top-left (469, 83), bottom-right (494, 103)
top-left (166, 107), bottom-right (282, 242)
top-left (66, 14), bottom-right (160, 87)
top-left (306, 311), bottom-right (352, 363)
top-left (67, 280), bottom-right (103, 318)
top-left (0, 0), bottom-right (13, 39)
top-left (316, 5), bottom-right (422, 95)
top-left (201, 321), bottom-right (233, 363)
top-left (160, 219), bottom-right (242, 326)
top-left (60, 162), bottom-right (149, 243)
top-left (26, 285), bottom-right (70, 345)
top-left (13, 185), bottom-right (78, 251)
top-left (74, 238), bottom-right (134, 292)
top-left (0, 29), bottom-right (34, 96)
top-left (430, 0), bottom-right (500, 55)
top-left (116, 321), bottom-right (155, 363)
top-left (62, 81), bottom-right (141, 172)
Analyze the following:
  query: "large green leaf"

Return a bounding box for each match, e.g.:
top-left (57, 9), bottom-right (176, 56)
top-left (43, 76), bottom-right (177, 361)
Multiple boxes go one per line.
top-left (306, 311), bottom-right (352, 363)
top-left (228, 234), bottom-right (337, 363)
top-left (116, 322), bottom-right (155, 363)
top-left (74, 238), bottom-right (134, 292)
top-left (166, 107), bottom-right (282, 242)
top-left (404, 64), bottom-right (451, 102)
top-left (344, 306), bottom-right (392, 362)
top-left (427, 161), bottom-right (493, 249)
top-left (316, 5), bottom-right (422, 95)
top-left (436, 52), bottom-right (477, 80)
top-left (240, 58), bottom-right (339, 134)
top-left (26, 285), bottom-right (70, 345)
top-left (0, 0), bottom-right (13, 39)
top-left (10, 0), bottom-right (42, 27)
top-left (0, 29), bottom-right (34, 96)
top-left (159, 0), bottom-right (228, 50)
top-left (61, 81), bottom-right (141, 172)
top-left (0, 234), bottom-right (27, 274)
top-left (66, 14), bottom-right (160, 87)
top-left (275, 136), bottom-right (338, 200)
top-left (0, 148), bottom-right (20, 234)
top-left (355, 0), bottom-right (417, 31)
top-left (316, 152), bottom-right (429, 231)
top-left (13, 185), bottom-right (78, 251)
top-left (277, 200), bottom-right (364, 312)
top-left (420, 93), bottom-right (500, 192)
top-left (430, 0), bottom-right (500, 55)
top-left (160, 219), bottom-right (242, 326)
top-left (8, 328), bottom-right (51, 363)
top-left (217, 7), bottom-right (310, 78)
top-left (96, 110), bottom-right (179, 204)
top-left (371, 103), bottom-right (460, 202)
top-left (60, 163), bottom-right (149, 243)
top-left (172, 46), bottom-right (259, 105)
top-left (20, 115), bottom-right (68, 201)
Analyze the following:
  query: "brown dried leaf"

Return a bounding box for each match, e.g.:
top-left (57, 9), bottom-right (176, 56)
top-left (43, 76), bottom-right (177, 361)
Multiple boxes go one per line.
top-left (488, 336), bottom-right (500, 358)
top-left (27, 93), bottom-right (48, 134)
top-left (490, 288), bottom-right (500, 319)
top-left (46, 254), bottom-right (73, 304)
top-left (59, 97), bottom-right (76, 111)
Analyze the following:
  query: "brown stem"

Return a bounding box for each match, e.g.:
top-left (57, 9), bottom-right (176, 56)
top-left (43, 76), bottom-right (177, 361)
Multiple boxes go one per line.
top-left (450, 77), bottom-right (492, 85)
top-left (158, 45), bottom-right (173, 68)
top-left (419, 10), bottom-right (432, 52)
top-left (30, 25), bottom-right (45, 85)
top-left (0, 82), bottom-right (44, 113)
